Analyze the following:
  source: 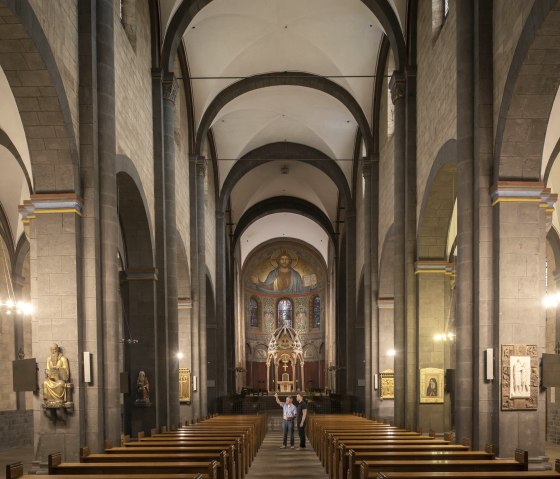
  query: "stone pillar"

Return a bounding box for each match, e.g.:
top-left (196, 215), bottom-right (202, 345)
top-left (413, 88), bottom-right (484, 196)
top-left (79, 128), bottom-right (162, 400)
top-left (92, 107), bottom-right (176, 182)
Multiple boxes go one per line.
top-left (22, 195), bottom-right (84, 462)
top-left (455, 0), bottom-right (475, 445)
top-left (362, 160), bottom-right (373, 418)
top-left (492, 182), bottom-right (556, 457)
top-left (415, 261), bottom-right (453, 433)
top-left (163, 74), bottom-right (180, 427)
top-left (178, 299), bottom-right (193, 423)
top-left (345, 208), bottom-right (357, 397)
top-left (405, 66), bottom-right (418, 431)
top-left (215, 210), bottom-right (227, 399)
top-left (371, 159), bottom-right (381, 418)
top-left (195, 157), bottom-right (208, 416)
top-left (390, 71), bottom-right (406, 427)
top-left (377, 299), bottom-right (395, 420)
top-left (97, 0), bottom-right (120, 446)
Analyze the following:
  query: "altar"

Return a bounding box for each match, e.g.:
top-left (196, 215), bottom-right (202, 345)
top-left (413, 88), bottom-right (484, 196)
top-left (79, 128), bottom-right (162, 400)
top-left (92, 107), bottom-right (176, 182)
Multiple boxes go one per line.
top-left (266, 325), bottom-right (304, 393)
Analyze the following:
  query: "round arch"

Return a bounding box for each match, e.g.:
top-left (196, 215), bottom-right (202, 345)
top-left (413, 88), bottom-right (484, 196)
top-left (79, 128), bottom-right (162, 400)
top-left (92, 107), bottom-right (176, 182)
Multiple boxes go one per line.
top-left (494, 0), bottom-right (560, 181)
top-left (417, 140), bottom-right (457, 260)
top-left (232, 196), bottom-right (337, 249)
top-left (195, 72), bottom-right (372, 158)
top-left (219, 142), bottom-right (352, 212)
top-left (1, 0), bottom-right (79, 193)
top-left (161, 0), bottom-right (405, 73)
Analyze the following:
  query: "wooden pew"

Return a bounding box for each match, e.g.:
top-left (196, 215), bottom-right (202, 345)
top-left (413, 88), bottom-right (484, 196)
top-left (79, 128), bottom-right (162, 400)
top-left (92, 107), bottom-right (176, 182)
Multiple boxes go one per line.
top-left (335, 444), bottom-right (470, 479)
top-left (104, 444), bottom-right (237, 479)
top-left (358, 449), bottom-right (530, 479)
top-left (81, 447), bottom-right (230, 479)
top-left (49, 452), bottom-right (219, 479)
top-left (346, 447), bottom-right (495, 479)
top-left (6, 462), bottom-right (206, 479)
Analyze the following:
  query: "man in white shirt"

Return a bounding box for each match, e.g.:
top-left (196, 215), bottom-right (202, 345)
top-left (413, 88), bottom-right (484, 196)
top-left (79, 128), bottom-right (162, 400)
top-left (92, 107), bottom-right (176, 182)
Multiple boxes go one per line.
top-left (275, 392), bottom-right (297, 448)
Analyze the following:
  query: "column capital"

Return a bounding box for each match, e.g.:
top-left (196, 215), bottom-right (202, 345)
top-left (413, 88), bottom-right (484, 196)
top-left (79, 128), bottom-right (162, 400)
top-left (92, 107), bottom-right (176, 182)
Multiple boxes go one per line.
top-left (162, 73), bottom-right (179, 103)
top-left (490, 181), bottom-right (557, 214)
top-left (414, 260), bottom-right (455, 276)
top-left (19, 193), bottom-right (83, 223)
top-left (193, 155), bottom-right (207, 178)
top-left (178, 297), bottom-right (192, 310)
top-left (122, 268), bottom-right (159, 282)
top-left (377, 298), bottom-right (394, 310)
top-left (389, 71), bottom-right (406, 104)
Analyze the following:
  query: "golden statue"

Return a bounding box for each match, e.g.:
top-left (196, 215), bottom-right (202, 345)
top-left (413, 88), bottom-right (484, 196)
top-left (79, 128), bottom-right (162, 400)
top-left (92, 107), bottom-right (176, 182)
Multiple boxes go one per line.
top-left (43, 343), bottom-right (70, 406)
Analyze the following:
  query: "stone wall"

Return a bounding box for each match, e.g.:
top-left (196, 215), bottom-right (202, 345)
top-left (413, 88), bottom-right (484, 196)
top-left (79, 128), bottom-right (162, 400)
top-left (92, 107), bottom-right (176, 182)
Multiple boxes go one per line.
top-left (205, 160), bottom-right (216, 290)
top-left (493, 0), bottom-right (536, 139)
top-left (355, 163), bottom-right (364, 291)
top-left (115, 0), bottom-right (154, 229)
top-left (0, 410), bottom-right (33, 450)
top-left (416, 0), bottom-right (457, 212)
top-left (28, 0), bottom-right (79, 144)
top-left (378, 54), bottom-right (394, 262)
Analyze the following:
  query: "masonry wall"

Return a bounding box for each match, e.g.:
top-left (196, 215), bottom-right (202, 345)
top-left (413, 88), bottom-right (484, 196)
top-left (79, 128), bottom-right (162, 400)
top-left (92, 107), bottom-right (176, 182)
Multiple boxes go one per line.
top-left (378, 55), bottom-right (394, 263)
top-left (28, 0), bottom-right (79, 144)
top-left (115, 1), bottom-right (155, 229)
top-left (205, 160), bottom-right (216, 290)
top-left (0, 410), bottom-right (33, 450)
top-left (356, 163), bottom-right (365, 292)
top-left (416, 0), bottom-right (457, 211)
top-left (493, 0), bottom-right (536, 140)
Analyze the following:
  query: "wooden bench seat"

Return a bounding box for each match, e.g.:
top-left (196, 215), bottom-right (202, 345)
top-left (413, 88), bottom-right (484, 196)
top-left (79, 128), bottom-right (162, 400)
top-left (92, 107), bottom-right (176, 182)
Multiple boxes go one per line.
top-left (376, 472), bottom-right (560, 478)
top-left (49, 453), bottom-right (219, 479)
top-left (80, 447), bottom-right (231, 479)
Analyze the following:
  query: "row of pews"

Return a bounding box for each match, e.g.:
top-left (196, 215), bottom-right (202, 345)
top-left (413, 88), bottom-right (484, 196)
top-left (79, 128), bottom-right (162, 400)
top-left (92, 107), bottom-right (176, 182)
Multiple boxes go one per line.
top-left (6, 414), bottom-right (266, 479)
top-left (308, 414), bottom-right (560, 479)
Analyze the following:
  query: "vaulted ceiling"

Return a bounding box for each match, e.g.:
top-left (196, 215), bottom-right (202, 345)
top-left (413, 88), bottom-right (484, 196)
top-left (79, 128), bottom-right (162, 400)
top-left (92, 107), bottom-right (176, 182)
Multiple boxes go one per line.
top-left (159, 0), bottom-right (407, 263)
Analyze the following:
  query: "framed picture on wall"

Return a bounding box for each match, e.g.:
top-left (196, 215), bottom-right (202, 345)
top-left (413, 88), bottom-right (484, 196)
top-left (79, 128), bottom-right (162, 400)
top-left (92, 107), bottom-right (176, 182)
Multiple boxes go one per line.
top-left (501, 344), bottom-right (538, 410)
top-left (380, 369), bottom-right (394, 399)
top-left (179, 368), bottom-right (191, 404)
top-left (419, 368), bottom-right (444, 403)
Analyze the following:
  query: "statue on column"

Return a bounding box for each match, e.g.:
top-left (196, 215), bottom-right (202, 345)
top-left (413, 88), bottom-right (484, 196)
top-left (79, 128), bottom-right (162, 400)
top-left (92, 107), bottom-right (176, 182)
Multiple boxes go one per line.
top-left (135, 370), bottom-right (151, 406)
top-left (43, 343), bottom-right (72, 409)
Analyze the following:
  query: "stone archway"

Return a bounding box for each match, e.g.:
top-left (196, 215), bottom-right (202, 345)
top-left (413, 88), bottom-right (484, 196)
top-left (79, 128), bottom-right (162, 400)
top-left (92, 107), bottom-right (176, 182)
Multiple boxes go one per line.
top-left (116, 171), bottom-right (157, 437)
top-left (0, 0), bottom-right (79, 193)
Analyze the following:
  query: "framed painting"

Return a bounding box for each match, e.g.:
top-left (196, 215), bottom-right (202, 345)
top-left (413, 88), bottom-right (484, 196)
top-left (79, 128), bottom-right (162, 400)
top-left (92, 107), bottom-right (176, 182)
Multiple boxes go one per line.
top-left (419, 367), bottom-right (444, 404)
top-left (179, 367), bottom-right (191, 404)
top-left (380, 369), bottom-right (394, 399)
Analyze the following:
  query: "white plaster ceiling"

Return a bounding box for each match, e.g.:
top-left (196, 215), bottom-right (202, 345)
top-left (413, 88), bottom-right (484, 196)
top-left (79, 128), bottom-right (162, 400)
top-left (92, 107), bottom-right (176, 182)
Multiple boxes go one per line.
top-left (544, 86), bottom-right (560, 233)
top-left (230, 160), bottom-right (338, 224)
top-left (0, 66), bottom-right (33, 190)
top-left (0, 145), bottom-right (30, 246)
top-left (240, 212), bottom-right (329, 265)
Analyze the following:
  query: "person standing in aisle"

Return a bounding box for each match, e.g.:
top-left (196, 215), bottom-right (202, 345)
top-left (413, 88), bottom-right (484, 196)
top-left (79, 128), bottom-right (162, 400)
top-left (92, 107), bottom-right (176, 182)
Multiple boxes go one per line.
top-left (275, 392), bottom-right (297, 448)
top-left (295, 392), bottom-right (308, 449)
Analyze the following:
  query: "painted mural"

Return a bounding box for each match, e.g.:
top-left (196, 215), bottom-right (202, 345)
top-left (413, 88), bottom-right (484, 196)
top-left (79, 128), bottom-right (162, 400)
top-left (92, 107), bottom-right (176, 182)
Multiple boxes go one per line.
top-left (243, 240), bottom-right (327, 391)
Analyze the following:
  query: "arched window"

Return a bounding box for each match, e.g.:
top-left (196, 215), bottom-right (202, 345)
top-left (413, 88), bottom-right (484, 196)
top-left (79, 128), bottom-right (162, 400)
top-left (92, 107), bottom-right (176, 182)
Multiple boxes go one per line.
top-left (312, 296), bottom-right (321, 328)
top-left (277, 299), bottom-right (293, 328)
top-left (249, 297), bottom-right (258, 327)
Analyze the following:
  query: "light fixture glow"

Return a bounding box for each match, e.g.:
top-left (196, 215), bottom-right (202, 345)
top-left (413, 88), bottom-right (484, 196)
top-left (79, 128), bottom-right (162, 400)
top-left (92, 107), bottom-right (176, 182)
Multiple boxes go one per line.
top-left (387, 349), bottom-right (396, 357)
top-left (176, 352), bottom-right (184, 360)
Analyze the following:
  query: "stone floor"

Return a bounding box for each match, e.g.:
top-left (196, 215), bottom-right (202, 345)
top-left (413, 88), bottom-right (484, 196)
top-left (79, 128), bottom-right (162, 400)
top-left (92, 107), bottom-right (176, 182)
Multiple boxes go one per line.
top-left (0, 446), bottom-right (34, 479)
top-left (246, 430), bottom-right (328, 479)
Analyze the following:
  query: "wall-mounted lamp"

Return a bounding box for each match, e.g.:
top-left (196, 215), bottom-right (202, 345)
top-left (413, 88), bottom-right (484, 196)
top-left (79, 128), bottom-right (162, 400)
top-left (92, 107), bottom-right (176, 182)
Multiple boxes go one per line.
top-left (176, 352), bottom-right (184, 360)
top-left (433, 332), bottom-right (455, 342)
top-left (387, 349), bottom-right (396, 357)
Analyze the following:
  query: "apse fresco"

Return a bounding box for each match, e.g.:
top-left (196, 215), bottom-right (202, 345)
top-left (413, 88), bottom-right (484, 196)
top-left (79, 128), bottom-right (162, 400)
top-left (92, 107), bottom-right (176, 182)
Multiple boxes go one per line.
top-left (243, 240), bottom-right (326, 336)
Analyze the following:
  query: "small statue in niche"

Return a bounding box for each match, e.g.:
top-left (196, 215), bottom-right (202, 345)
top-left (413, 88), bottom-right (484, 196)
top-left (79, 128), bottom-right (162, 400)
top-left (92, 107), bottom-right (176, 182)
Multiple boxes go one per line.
top-left (43, 343), bottom-right (72, 408)
top-left (135, 370), bottom-right (151, 406)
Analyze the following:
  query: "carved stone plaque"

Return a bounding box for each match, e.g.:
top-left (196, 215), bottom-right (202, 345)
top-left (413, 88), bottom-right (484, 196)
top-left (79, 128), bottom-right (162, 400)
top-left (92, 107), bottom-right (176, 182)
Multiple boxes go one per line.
top-left (501, 345), bottom-right (538, 410)
top-left (380, 369), bottom-right (394, 400)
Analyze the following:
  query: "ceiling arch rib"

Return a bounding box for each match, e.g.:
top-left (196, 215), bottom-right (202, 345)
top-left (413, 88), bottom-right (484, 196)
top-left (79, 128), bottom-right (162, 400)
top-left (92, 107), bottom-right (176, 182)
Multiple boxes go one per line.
top-left (218, 142), bottom-right (352, 213)
top-left (239, 212), bottom-right (330, 266)
top-left (194, 71), bottom-right (373, 158)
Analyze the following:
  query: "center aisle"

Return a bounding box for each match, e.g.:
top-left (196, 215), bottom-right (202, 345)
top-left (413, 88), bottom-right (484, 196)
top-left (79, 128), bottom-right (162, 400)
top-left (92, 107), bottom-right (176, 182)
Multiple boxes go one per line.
top-left (246, 431), bottom-right (329, 479)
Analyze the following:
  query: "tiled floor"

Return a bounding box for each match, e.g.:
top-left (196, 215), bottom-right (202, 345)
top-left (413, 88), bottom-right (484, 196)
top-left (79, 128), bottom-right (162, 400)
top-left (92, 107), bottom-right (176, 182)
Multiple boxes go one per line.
top-left (245, 431), bottom-right (329, 479)
top-left (0, 446), bottom-right (34, 479)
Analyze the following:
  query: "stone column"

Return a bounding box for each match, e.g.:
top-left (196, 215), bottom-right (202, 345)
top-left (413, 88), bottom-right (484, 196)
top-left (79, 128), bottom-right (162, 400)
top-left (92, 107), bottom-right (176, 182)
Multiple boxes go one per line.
top-left (377, 299), bottom-right (395, 420)
top-left (97, 0), bottom-right (120, 446)
top-left (178, 299), bottom-right (193, 423)
top-left (215, 210), bottom-right (227, 399)
top-left (492, 182), bottom-right (556, 457)
top-left (371, 159), bottom-right (381, 418)
top-left (195, 157), bottom-right (208, 416)
top-left (163, 74), bottom-right (180, 427)
top-left (389, 71), bottom-right (406, 427)
top-left (455, 0), bottom-right (475, 444)
top-left (22, 195), bottom-right (84, 462)
top-left (415, 261), bottom-right (452, 433)
top-left (345, 208), bottom-right (357, 397)
top-left (362, 160), bottom-right (373, 418)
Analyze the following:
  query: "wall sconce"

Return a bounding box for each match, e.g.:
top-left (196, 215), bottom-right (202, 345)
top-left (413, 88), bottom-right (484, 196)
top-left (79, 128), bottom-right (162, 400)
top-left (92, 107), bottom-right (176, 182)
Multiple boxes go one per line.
top-left (433, 332), bottom-right (455, 342)
top-left (387, 349), bottom-right (396, 357)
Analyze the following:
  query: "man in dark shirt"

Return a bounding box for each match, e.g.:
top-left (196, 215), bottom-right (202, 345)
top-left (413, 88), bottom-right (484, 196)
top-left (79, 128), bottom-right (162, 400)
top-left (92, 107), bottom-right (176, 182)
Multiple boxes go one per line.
top-left (295, 392), bottom-right (308, 449)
